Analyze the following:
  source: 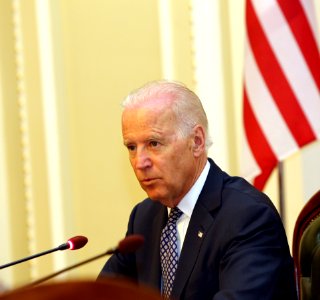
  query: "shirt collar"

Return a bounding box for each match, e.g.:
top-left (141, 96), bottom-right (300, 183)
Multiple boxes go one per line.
top-left (176, 160), bottom-right (210, 218)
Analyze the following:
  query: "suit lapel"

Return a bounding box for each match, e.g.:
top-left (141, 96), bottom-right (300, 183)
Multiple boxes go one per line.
top-left (171, 159), bottom-right (224, 298)
top-left (142, 204), bottom-right (167, 289)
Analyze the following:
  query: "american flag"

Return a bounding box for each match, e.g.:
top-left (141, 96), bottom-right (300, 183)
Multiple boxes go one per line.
top-left (242, 0), bottom-right (320, 190)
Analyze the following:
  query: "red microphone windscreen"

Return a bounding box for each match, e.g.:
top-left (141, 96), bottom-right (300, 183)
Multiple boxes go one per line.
top-left (117, 235), bottom-right (144, 254)
top-left (67, 236), bottom-right (88, 250)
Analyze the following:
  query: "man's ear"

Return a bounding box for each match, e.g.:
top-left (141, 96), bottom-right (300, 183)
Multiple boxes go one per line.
top-left (192, 125), bottom-right (206, 157)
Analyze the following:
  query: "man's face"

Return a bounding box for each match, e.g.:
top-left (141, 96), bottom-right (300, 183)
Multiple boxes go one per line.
top-left (122, 100), bottom-right (198, 207)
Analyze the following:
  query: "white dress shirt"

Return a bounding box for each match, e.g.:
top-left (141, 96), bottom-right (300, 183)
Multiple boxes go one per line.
top-left (169, 160), bottom-right (210, 255)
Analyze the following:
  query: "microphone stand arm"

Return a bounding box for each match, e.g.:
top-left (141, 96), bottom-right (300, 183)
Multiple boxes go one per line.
top-left (0, 243), bottom-right (69, 270)
top-left (25, 249), bottom-right (115, 288)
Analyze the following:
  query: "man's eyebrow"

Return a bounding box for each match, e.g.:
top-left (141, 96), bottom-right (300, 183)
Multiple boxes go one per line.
top-left (123, 139), bottom-right (132, 145)
top-left (123, 132), bottom-right (167, 144)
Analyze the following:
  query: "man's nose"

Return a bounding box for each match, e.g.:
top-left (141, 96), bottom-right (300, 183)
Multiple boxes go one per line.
top-left (134, 148), bottom-right (152, 169)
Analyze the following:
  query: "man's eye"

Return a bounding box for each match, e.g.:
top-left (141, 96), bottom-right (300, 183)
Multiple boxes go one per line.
top-left (127, 145), bottom-right (136, 151)
top-left (150, 141), bottom-right (159, 147)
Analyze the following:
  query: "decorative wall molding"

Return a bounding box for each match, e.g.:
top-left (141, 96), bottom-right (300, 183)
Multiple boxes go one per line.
top-left (35, 0), bottom-right (70, 272)
top-left (189, 0), bottom-right (230, 171)
top-left (12, 0), bottom-right (37, 278)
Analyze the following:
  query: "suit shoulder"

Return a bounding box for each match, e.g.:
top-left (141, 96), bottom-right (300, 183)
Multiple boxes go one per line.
top-left (222, 175), bottom-right (280, 218)
top-left (130, 198), bottom-right (165, 224)
top-left (134, 198), bottom-right (162, 212)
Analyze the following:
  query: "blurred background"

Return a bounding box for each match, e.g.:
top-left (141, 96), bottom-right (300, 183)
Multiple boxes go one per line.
top-left (0, 0), bottom-right (319, 290)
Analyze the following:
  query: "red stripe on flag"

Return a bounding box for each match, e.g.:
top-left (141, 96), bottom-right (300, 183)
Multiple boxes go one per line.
top-left (244, 89), bottom-right (278, 189)
top-left (246, 0), bottom-right (317, 147)
top-left (277, 0), bottom-right (320, 89)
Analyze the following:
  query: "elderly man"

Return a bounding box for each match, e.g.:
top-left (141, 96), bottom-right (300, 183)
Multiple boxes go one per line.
top-left (98, 80), bottom-right (297, 300)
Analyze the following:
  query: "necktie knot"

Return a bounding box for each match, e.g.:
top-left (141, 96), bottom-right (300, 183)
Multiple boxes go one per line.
top-left (168, 207), bottom-right (183, 224)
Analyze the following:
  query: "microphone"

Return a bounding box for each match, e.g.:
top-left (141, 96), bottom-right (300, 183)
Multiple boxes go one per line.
top-left (24, 234), bottom-right (144, 288)
top-left (66, 236), bottom-right (88, 250)
top-left (110, 234), bottom-right (145, 254)
top-left (0, 236), bottom-right (88, 270)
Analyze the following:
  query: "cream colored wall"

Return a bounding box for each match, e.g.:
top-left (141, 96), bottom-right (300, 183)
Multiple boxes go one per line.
top-left (0, 0), bottom-right (319, 290)
top-left (0, 0), bottom-right (45, 287)
top-left (0, 0), bottom-right (166, 288)
top-left (56, 0), bottom-right (166, 280)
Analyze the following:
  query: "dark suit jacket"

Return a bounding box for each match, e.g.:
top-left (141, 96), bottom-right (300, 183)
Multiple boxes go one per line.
top-left (99, 159), bottom-right (297, 300)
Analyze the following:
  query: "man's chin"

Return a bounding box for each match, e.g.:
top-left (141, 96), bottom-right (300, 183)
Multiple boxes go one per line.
top-left (145, 192), bottom-right (165, 203)
top-left (146, 193), bottom-right (162, 201)
top-left (147, 194), bottom-right (176, 208)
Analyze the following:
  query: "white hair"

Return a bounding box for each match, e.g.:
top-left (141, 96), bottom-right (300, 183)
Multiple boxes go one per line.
top-left (122, 80), bottom-right (213, 150)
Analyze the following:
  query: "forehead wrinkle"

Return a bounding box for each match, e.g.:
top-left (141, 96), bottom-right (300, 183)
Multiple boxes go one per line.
top-left (123, 128), bottom-right (170, 145)
top-left (123, 107), bottom-right (176, 133)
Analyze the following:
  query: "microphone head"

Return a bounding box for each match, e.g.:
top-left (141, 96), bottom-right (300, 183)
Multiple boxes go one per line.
top-left (117, 234), bottom-right (144, 254)
top-left (67, 236), bottom-right (88, 250)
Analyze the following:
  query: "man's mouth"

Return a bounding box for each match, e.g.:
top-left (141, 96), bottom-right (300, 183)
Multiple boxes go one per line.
top-left (141, 178), bottom-right (159, 185)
